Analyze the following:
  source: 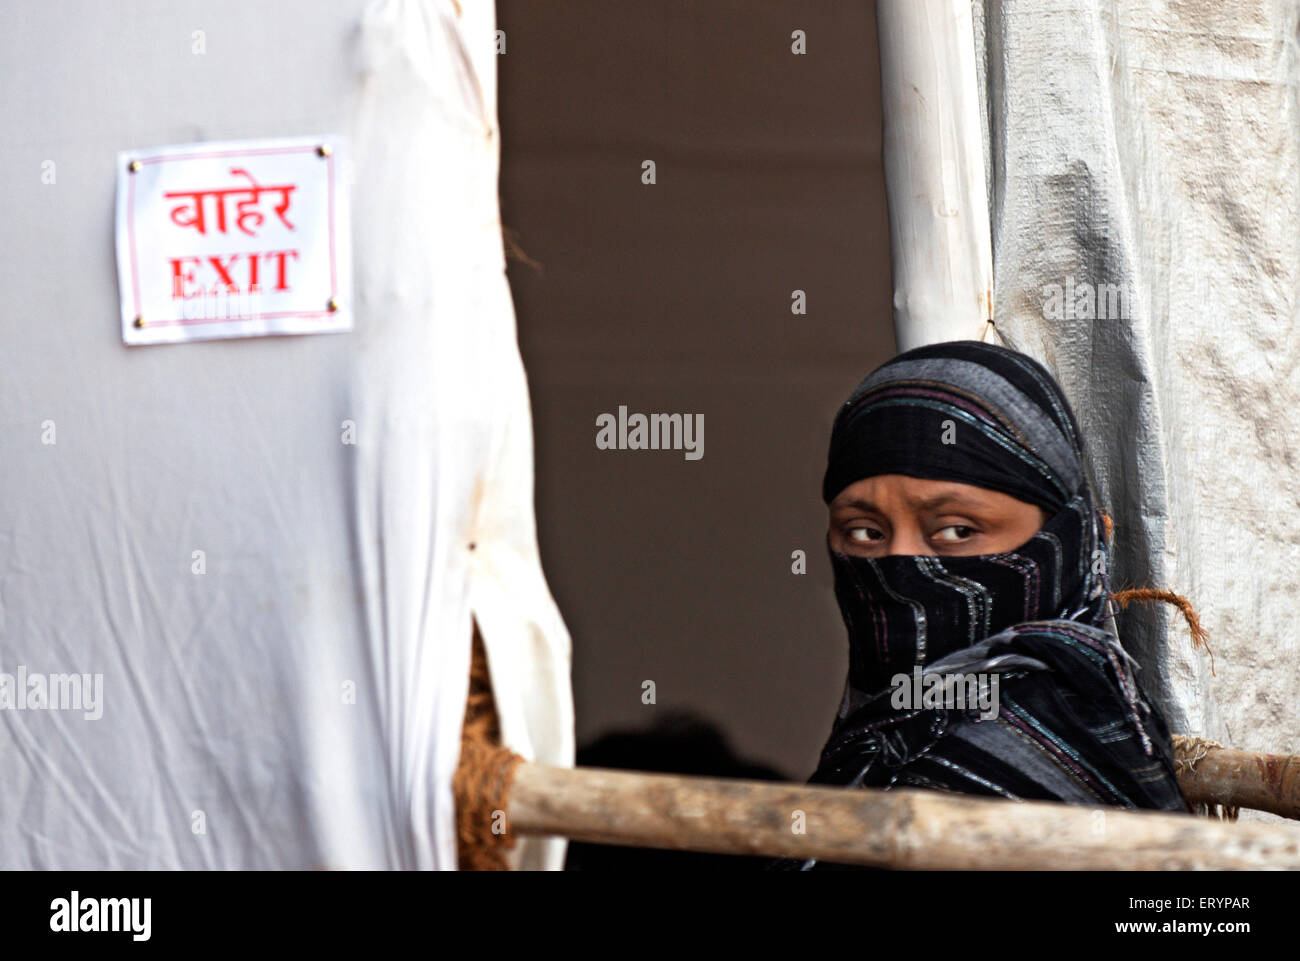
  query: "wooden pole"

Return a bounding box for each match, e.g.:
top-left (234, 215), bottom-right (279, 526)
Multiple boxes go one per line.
top-left (1174, 745), bottom-right (1300, 821)
top-left (506, 762), bottom-right (1300, 869)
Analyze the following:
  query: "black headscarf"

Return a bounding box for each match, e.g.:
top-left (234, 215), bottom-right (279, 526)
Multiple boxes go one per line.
top-left (776, 341), bottom-right (1189, 871)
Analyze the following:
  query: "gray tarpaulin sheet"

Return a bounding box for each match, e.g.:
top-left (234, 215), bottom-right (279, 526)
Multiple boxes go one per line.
top-left (880, 0), bottom-right (1300, 821)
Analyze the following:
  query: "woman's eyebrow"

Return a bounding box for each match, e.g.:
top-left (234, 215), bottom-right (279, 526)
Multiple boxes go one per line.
top-left (834, 494), bottom-right (988, 513)
top-left (920, 499), bottom-right (987, 514)
top-left (912, 493), bottom-right (988, 511)
top-left (834, 498), bottom-right (880, 513)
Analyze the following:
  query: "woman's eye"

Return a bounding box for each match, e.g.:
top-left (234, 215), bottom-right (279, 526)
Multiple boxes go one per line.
top-left (847, 527), bottom-right (883, 543)
top-left (934, 525), bottom-right (975, 543)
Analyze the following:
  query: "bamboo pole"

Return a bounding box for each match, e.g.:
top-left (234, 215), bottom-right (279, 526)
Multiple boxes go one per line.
top-left (506, 762), bottom-right (1300, 869)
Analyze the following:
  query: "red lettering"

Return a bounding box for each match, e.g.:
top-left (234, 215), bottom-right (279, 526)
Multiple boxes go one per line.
top-left (167, 250), bottom-right (300, 300)
top-left (168, 256), bottom-right (201, 299)
top-left (264, 249), bottom-right (299, 292)
top-left (207, 254), bottom-right (240, 292)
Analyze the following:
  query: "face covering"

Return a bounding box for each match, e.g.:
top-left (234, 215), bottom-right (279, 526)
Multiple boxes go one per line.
top-left (829, 492), bottom-right (1105, 718)
top-left (775, 341), bottom-right (1188, 872)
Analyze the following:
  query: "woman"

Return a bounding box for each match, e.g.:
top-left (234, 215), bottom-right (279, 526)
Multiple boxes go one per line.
top-left (780, 340), bottom-right (1189, 870)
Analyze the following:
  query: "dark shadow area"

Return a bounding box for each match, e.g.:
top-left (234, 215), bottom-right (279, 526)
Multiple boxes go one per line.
top-left (498, 0), bottom-right (894, 797)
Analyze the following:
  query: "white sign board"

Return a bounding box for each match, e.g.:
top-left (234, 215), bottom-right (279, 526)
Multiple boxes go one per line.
top-left (115, 135), bottom-right (352, 345)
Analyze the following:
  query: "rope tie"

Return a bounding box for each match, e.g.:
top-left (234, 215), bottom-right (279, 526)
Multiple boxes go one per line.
top-left (453, 623), bottom-right (525, 870)
top-left (1112, 587), bottom-right (1215, 676)
top-left (1100, 511), bottom-right (1215, 673)
top-left (1171, 735), bottom-right (1240, 822)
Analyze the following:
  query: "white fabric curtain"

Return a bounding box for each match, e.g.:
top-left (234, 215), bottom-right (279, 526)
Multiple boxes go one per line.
top-left (0, 0), bottom-right (574, 868)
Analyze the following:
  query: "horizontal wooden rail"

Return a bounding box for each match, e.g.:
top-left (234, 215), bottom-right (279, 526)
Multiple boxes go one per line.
top-left (506, 762), bottom-right (1300, 869)
top-left (1172, 741), bottom-right (1300, 821)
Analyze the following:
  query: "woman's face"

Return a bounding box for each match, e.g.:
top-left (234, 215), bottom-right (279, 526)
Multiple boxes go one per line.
top-left (827, 474), bottom-right (1048, 558)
